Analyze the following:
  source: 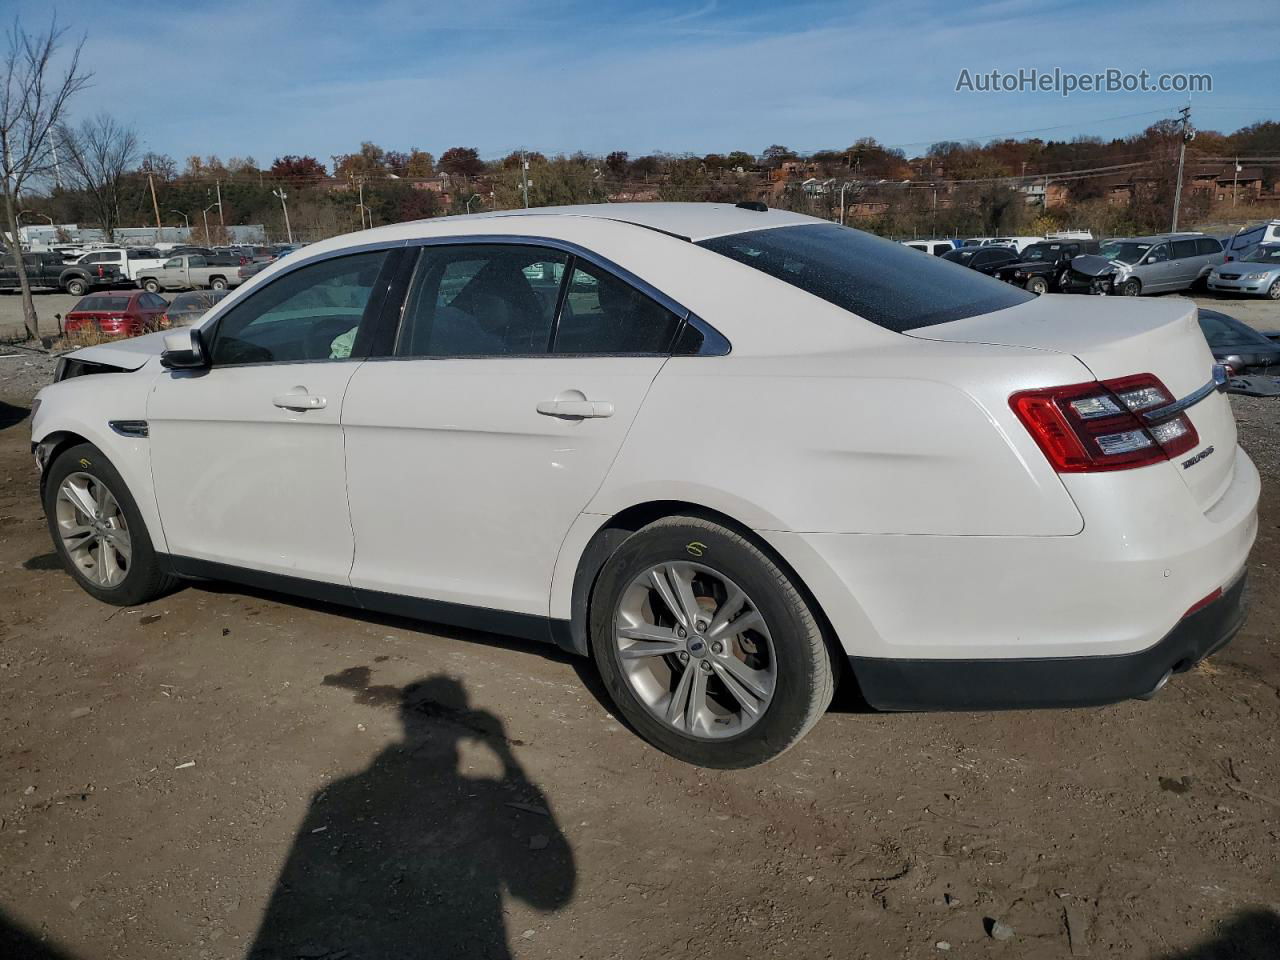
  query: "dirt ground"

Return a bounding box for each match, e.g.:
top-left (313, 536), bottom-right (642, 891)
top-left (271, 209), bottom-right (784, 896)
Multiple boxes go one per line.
top-left (2, 319), bottom-right (1279, 960)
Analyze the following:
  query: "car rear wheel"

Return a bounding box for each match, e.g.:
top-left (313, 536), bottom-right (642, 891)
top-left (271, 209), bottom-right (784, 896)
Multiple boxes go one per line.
top-left (43, 443), bottom-right (179, 606)
top-left (65, 278), bottom-right (87, 297)
top-left (1026, 276), bottom-right (1049, 295)
top-left (142, 278), bottom-right (161, 294)
top-left (1119, 278), bottom-right (1142, 296)
top-left (590, 516), bottom-right (835, 768)
top-left (209, 277), bottom-right (227, 290)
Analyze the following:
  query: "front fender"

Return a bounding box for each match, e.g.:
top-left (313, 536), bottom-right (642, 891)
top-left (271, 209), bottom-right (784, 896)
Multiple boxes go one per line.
top-left (31, 370), bottom-right (168, 555)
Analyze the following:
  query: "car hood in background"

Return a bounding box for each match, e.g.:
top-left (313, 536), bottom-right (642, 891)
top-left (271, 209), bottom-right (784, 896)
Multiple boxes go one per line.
top-left (1069, 254), bottom-right (1125, 277)
top-left (60, 329), bottom-right (170, 371)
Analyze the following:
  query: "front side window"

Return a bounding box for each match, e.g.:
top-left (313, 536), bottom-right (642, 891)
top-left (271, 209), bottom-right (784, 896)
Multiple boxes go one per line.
top-left (396, 245), bottom-right (567, 357)
top-left (210, 250), bottom-right (388, 365)
top-left (164, 258), bottom-right (182, 269)
top-left (553, 260), bottom-right (682, 354)
top-left (1146, 244), bottom-right (1169, 263)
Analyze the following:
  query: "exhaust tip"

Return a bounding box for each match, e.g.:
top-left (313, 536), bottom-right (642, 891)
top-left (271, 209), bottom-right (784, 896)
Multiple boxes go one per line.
top-left (1137, 669), bottom-right (1173, 701)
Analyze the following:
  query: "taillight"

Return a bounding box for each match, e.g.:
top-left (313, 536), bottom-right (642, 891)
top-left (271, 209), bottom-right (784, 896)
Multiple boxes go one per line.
top-left (1010, 373), bottom-right (1198, 473)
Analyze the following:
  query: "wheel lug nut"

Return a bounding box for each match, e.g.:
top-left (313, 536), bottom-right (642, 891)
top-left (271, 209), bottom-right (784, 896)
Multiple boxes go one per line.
top-left (696, 621), bottom-right (708, 632)
top-left (678, 652), bottom-right (689, 663)
top-left (677, 626), bottom-right (686, 638)
top-left (711, 641), bottom-right (724, 654)
top-left (700, 660), bottom-right (712, 673)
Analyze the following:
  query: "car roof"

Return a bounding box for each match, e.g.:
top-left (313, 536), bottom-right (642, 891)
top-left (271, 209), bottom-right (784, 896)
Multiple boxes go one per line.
top-left (410, 202), bottom-right (820, 243)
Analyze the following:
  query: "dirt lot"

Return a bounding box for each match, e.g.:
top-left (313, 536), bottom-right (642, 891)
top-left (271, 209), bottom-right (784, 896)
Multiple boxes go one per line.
top-left (2, 317), bottom-right (1279, 960)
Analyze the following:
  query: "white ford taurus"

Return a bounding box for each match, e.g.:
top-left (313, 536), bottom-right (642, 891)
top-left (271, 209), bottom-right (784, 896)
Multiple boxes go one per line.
top-left (30, 203), bottom-right (1259, 767)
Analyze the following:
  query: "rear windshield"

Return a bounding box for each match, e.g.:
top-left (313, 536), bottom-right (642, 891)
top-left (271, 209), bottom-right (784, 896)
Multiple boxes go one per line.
top-left (697, 223), bottom-right (1032, 332)
top-left (77, 296), bottom-right (131, 311)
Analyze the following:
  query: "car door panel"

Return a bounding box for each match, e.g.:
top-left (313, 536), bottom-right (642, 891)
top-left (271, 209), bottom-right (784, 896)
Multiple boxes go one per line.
top-left (343, 356), bottom-right (665, 616)
top-left (148, 363), bottom-right (362, 581)
top-left (147, 248), bottom-right (395, 583)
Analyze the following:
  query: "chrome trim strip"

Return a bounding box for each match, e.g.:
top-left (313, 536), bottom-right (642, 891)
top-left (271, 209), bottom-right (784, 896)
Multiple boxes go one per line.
top-left (1141, 365), bottom-right (1229, 425)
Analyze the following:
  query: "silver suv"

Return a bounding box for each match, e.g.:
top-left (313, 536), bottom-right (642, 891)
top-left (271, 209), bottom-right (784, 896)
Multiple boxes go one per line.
top-left (1064, 234), bottom-right (1225, 296)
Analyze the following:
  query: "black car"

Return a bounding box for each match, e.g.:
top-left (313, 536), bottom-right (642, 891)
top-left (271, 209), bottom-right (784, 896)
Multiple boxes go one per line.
top-left (940, 245), bottom-right (1019, 275)
top-left (993, 240), bottom-right (1100, 294)
top-left (0, 252), bottom-right (123, 296)
top-left (1197, 308), bottom-right (1280, 373)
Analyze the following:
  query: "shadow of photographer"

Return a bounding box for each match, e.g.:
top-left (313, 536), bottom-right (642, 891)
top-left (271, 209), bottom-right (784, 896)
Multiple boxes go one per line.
top-left (247, 673), bottom-right (575, 960)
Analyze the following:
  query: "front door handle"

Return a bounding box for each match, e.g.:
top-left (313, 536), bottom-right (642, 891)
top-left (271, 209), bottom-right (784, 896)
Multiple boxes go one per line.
top-left (536, 398), bottom-right (614, 419)
top-left (273, 393), bottom-right (327, 411)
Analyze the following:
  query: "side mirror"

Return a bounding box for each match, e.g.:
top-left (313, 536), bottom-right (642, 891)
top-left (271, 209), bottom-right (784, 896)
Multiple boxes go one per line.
top-left (160, 327), bottom-right (208, 370)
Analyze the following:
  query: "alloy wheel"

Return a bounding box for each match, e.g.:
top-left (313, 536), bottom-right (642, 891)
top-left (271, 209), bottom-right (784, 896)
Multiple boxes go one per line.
top-left (613, 561), bottom-right (776, 739)
top-left (54, 472), bottom-right (131, 588)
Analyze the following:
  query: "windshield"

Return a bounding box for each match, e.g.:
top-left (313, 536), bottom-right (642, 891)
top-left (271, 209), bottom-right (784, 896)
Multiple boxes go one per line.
top-left (1020, 244), bottom-right (1056, 261)
top-left (77, 296), bottom-right (131, 311)
top-left (697, 223), bottom-right (1033, 332)
top-left (1242, 244), bottom-right (1280, 264)
top-left (1098, 241), bottom-right (1151, 265)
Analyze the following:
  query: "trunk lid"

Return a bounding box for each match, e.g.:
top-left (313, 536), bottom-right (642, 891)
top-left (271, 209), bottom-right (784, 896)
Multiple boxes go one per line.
top-left (912, 295), bottom-right (1235, 510)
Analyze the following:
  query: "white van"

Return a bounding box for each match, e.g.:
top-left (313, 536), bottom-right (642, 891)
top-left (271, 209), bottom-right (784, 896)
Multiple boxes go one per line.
top-left (900, 239), bottom-right (957, 256)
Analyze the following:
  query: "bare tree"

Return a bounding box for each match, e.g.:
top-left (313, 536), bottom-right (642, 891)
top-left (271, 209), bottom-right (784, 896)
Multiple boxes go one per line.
top-left (57, 114), bottom-right (138, 240)
top-left (0, 16), bottom-right (88, 343)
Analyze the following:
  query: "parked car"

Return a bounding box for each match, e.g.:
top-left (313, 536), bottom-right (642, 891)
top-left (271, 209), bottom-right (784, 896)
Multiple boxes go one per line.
top-left (1207, 244), bottom-right (1280, 299)
top-left (30, 203), bottom-right (1258, 768)
top-left (63, 291), bottom-right (170, 337)
top-left (75, 248), bottom-right (169, 286)
top-left (941, 245), bottom-right (1019, 275)
top-left (984, 236), bottom-right (1042, 254)
top-left (1222, 220), bottom-right (1280, 262)
top-left (1197, 308), bottom-right (1280, 374)
top-left (901, 239), bottom-right (957, 257)
top-left (1063, 234), bottom-right (1225, 296)
top-left (994, 239), bottom-right (1101, 294)
top-left (137, 255), bottom-right (245, 293)
top-left (0, 252), bottom-right (123, 296)
top-left (165, 246), bottom-right (216, 258)
top-left (160, 289), bottom-right (231, 327)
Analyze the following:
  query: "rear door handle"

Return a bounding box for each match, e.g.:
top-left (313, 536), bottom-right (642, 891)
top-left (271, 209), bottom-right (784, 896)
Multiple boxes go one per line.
top-left (536, 399), bottom-right (614, 419)
top-left (273, 393), bottom-right (327, 411)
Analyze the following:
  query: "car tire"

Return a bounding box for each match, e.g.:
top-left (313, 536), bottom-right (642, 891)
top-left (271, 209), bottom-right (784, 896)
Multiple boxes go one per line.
top-left (589, 516), bottom-right (835, 768)
top-left (65, 278), bottom-right (87, 297)
top-left (209, 277), bottom-right (227, 290)
top-left (1026, 276), bottom-right (1049, 296)
top-left (1268, 279), bottom-right (1280, 300)
top-left (142, 279), bottom-right (161, 294)
top-left (42, 442), bottom-right (180, 606)
top-left (1119, 278), bottom-right (1142, 296)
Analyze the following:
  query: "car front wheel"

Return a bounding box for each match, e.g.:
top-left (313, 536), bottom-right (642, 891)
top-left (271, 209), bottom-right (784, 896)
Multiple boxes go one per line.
top-left (43, 443), bottom-right (178, 606)
top-left (1026, 276), bottom-right (1049, 295)
top-left (590, 516), bottom-right (835, 768)
top-left (142, 278), bottom-right (161, 294)
top-left (1268, 279), bottom-right (1280, 300)
top-left (1119, 278), bottom-right (1142, 296)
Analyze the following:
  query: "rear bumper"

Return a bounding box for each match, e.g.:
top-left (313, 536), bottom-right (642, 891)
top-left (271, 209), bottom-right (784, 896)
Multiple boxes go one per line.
top-left (849, 570), bottom-right (1247, 710)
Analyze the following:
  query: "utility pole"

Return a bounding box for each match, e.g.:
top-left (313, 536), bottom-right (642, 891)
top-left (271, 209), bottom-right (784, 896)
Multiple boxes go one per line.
top-left (273, 188), bottom-right (292, 243)
top-left (521, 151), bottom-right (530, 209)
top-left (147, 173), bottom-right (162, 229)
top-left (838, 181), bottom-right (849, 225)
top-left (216, 180), bottom-right (224, 226)
top-left (357, 177), bottom-right (369, 229)
top-left (1232, 157), bottom-right (1240, 208)
top-left (51, 139), bottom-right (64, 191)
top-left (1170, 103), bottom-right (1194, 233)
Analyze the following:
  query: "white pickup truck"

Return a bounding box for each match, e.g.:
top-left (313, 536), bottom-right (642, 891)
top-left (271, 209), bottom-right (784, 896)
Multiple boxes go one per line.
top-left (75, 248), bottom-right (169, 285)
top-left (136, 254), bottom-right (246, 293)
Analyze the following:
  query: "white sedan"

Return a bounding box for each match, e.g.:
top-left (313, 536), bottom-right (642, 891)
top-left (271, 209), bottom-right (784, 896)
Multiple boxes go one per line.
top-left (30, 203), bottom-right (1259, 767)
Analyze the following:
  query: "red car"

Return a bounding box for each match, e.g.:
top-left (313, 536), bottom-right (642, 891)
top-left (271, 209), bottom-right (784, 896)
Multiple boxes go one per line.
top-left (63, 291), bottom-right (170, 337)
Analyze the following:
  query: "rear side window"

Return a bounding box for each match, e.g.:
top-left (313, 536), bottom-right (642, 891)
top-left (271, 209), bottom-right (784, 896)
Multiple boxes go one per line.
top-left (78, 296), bottom-right (131, 311)
top-left (397, 245), bottom-right (568, 357)
top-left (699, 224), bottom-right (1032, 331)
top-left (1170, 239), bottom-right (1198, 259)
top-left (1195, 237), bottom-right (1222, 255)
top-left (552, 260), bottom-right (682, 354)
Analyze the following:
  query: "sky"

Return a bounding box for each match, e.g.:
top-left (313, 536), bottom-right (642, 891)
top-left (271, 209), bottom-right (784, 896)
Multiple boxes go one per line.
top-left (11, 0), bottom-right (1279, 168)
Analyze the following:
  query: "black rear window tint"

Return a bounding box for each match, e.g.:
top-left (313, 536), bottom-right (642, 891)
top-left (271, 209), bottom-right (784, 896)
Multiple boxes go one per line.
top-left (698, 223), bottom-right (1033, 332)
top-left (1195, 237), bottom-right (1222, 255)
top-left (77, 296), bottom-right (131, 311)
